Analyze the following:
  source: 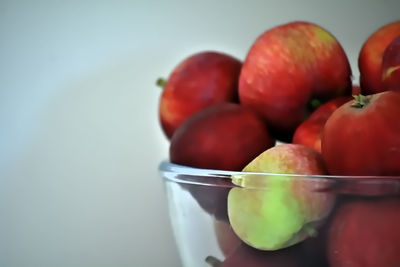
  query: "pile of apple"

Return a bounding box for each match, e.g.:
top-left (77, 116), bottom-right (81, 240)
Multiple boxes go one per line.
top-left (158, 21), bottom-right (400, 267)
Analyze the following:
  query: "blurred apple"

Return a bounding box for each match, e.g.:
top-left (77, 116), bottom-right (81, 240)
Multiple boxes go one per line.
top-left (292, 96), bottom-right (352, 153)
top-left (328, 198), bottom-right (400, 267)
top-left (358, 21), bottom-right (400, 94)
top-left (207, 243), bottom-right (302, 267)
top-left (352, 84), bottom-right (361, 95)
top-left (170, 102), bottom-right (275, 171)
top-left (159, 51), bottom-right (242, 139)
top-left (239, 21), bottom-right (352, 141)
top-left (382, 35), bottom-right (400, 91)
top-left (214, 220), bottom-right (242, 256)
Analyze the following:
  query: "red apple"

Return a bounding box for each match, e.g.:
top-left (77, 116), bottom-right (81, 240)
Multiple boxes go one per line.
top-left (321, 91), bottom-right (400, 176)
top-left (293, 96), bottom-right (352, 153)
top-left (352, 84), bottom-right (361, 95)
top-left (239, 21), bottom-right (352, 141)
top-left (170, 102), bottom-right (275, 171)
top-left (382, 35), bottom-right (400, 91)
top-left (358, 21), bottom-right (400, 94)
top-left (328, 198), bottom-right (400, 267)
top-left (159, 51), bottom-right (242, 139)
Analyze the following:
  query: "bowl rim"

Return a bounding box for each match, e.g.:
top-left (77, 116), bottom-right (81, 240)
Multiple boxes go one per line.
top-left (159, 161), bottom-right (400, 180)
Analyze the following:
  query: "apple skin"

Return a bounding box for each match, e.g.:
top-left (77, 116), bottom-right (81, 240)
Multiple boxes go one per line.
top-left (382, 35), bottom-right (400, 91)
top-left (352, 84), bottom-right (361, 95)
top-left (328, 198), bottom-right (400, 267)
top-left (159, 51), bottom-right (242, 139)
top-left (170, 102), bottom-right (275, 171)
top-left (214, 220), bottom-right (242, 257)
top-left (292, 96), bottom-right (352, 153)
top-left (321, 91), bottom-right (400, 176)
top-left (227, 144), bottom-right (335, 251)
top-left (216, 242), bottom-right (302, 267)
top-left (358, 21), bottom-right (400, 94)
top-left (180, 178), bottom-right (232, 223)
top-left (239, 21), bottom-right (352, 141)
top-left (208, 231), bottom-right (330, 267)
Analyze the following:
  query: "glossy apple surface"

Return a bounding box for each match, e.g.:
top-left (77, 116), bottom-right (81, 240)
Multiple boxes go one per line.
top-left (239, 21), bottom-right (351, 141)
top-left (358, 21), bottom-right (400, 94)
top-left (159, 51), bottom-right (242, 139)
top-left (322, 91), bottom-right (400, 176)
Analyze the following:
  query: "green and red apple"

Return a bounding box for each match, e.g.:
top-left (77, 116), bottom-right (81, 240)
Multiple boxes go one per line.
top-left (239, 21), bottom-right (352, 141)
top-left (227, 144), bottom-right (334, 251)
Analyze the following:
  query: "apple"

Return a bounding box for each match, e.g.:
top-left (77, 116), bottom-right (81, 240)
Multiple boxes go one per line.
top-left (179, 177), bottom-right (232, 222)
top-left (159, 51), bottom-right (242, 139)
top-left (328, 198), bottom-right (400, 267)
top-left (292, 96), bottom-right (352, 153)
top-left (214, 220), bottom-right (242, 257)
top-left (170, 103), bottom-right (275, 222)
top-left (206, 242), bottom-right (302, 267)
top-left (358, 21), bottom-right (400, 94)
top-left (170, 102), bottom-right (275, 171)
top-left (352, 84), bottom-right (361, 95)
top-left (239, 21), bottom-right (352, 141)
top-left (206, 230), bottom-right (330, 267)
top-left (321, 91), bottom-right (400, 176)
top-left (227, 144), bottom-right (335, 251)
top-left (382, 35), bottom-right (400, 91)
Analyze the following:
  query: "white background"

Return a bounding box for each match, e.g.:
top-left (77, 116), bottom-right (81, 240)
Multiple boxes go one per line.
top-left (0, 0), bottom-right (399, 266)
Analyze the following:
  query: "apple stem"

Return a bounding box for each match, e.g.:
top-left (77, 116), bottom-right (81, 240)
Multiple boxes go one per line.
top-left (351, 94), bottom-right (371, 108)
top-left (205, 256), bottom-right (223, 267)
top-left (156, 77), bottom-right (167, 88)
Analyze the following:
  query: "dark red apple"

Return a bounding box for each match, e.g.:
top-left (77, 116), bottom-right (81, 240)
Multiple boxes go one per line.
top-left (239, 21), bottom-right (352, 141)
top-left (352, 84), bottom-right (361, 95)
top-left (159, 51), bottom-right (242, 139)
top-left (180, 179), bottom-right (232, 223)
top-left (214, 220), bottom-right (242, 257)
top-left (207, 232), bottom-right (330, 267)
top-left (321, 91), bottom-right (400, 176)
top-left (170, 102), bottom-right (275, 171)
top-left (293, 96), bottom-right (352, 153)
top-left (206, 243), bottom-right (302, 267)
top-left (328, 198), bottom-right (400, 267)
top-left (359, 21), bottom-right (400, 94)
top-left (382, 35), bottom-right (400, 91)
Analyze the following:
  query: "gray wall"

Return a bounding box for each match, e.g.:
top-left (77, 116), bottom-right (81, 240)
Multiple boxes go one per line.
top-left (1, 0), bottom-right (399, 266)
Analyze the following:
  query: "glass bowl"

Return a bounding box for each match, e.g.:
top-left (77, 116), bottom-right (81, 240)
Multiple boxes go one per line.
top-left (159, 161), bottom-right (400, 267)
